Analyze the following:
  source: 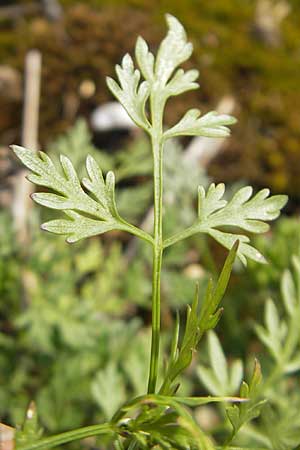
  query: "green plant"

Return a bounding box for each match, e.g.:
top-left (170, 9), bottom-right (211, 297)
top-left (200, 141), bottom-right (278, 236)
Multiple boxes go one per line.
top-left (11, 15), bottom-right (287, 450)
top-left (196, 252), bottom-right (300, 450)
top-left (0, 120), bottom-right (206, 431)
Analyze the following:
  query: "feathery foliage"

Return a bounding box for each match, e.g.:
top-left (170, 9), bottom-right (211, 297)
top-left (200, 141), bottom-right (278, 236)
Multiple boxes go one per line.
top-left (10, 13), bottom-right (287, 450)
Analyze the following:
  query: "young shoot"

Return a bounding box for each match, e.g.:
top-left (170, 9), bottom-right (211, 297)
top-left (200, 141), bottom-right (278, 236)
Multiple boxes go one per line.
top-left (11, 14), bottom-right (287, 450)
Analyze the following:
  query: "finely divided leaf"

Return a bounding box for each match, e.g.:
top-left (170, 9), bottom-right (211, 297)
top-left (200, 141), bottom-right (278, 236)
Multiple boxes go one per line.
top-left (254, 299), bottom-right (286, 362)
top-left (91, 363), bottom-right (126, 420)
top-left (199, 241), bottom-right (238, 332)
top-left (195, 183), bottom-right (287, 264)
top-left (226, 360), bottom-right (266, 442)
top-left (155, 14), bottom-right (193, 85)
top-left (201, 186), bottom-right (285, 231)
top-left (160, 243), bottom-right (238, 395)
top-left (41, 211), bottom-right (117, 244)
top-left (106, 54), bottom-right (150, 131)
top-left (164, 69), bottom-right (199, 98)
top-left (164, 110), bottom-right (236, 139)
top-left (136, 15), bottom-right (199, 104)
top-left (11, 145), bottom-right (127, 243)
top-left (197, 331), bottom-right (243, 396)
top-left (135, 36), bottom-right (155, 82)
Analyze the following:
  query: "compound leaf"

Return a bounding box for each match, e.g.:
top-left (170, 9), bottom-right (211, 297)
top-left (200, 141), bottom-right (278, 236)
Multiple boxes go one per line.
top-left (164, 68), bottom-right (199, 97)
top-left (226, 360), bottom-right (266, 442)
top-left (11, 146), bottom-right (139, 243)
top-left (106, 54), bottom-right (150, 131)
top-left (160, 243), bottom-right (238, 395)
top-left (197, 331), bottom-right (244, 396)
top-left (196, 184), bottom-right (286, 264)
top-left (164, 110), bottom-right (236, 139)
top-left (254, 298), bottom-right (287, 362)
top-left (155, 14), bottom-right (193, 86)
top-left (91, 363), bottom-right (126, 420)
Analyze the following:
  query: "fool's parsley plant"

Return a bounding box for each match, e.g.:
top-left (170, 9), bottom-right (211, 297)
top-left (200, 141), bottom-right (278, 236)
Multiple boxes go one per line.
top-left (11, 14), bottom-right (287, 450)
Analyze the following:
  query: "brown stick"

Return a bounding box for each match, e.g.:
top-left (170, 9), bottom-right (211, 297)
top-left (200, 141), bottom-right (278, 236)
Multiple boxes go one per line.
top-left (0, 4), bottom-right (40, 20)
top-left (12, 50), bottom-right (42, 246)
top-left (0, 424), bottom-right (15, 450)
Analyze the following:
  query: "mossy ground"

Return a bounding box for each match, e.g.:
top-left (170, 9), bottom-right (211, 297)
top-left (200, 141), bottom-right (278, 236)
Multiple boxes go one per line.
top-left (1, 0), bottom-right (299, 196)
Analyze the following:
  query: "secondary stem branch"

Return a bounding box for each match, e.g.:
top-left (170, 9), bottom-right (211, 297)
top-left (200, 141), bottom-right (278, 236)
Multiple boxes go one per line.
top-left (18, 423), bottom-right (115, 450)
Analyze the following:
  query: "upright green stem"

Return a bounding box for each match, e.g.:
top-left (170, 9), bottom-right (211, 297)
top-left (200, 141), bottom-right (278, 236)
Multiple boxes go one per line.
top-left (147, 89), bottom-right (164, 394)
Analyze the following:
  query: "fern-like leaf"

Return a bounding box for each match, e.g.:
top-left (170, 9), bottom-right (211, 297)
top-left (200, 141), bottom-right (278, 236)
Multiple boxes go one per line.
top-left (165, 184), bottom-right (287, 265)
top-left (164, 110), bottom-right (236, 139)
top-left (198, 184), bottom-right (287, 264)
top-left (226, 360), bottom-right (266, 443)
top-left (160, 243), bottom-right (238, 395)
top-left (11, 146), bottom-right (151, 244)
top-left (155, 14), bottom-right (193, 86)
top-left (106, 54), bottom-right (150, 131)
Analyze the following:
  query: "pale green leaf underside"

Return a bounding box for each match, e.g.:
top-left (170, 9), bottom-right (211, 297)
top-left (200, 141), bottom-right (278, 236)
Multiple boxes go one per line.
top-left (164, 110), bottom-right (237, 139)
top-left (106, 53), bottom-right (150, 131)
top-left (197, 331), bottom-right (243, 397)
top-left (164, 183), bottom-right (287, 265)
top-left (41, 211), bottom-right (118, 244)
top-left (197, 183), bottom-right (287, 264)
top-left (108, 14), bottom-right (236, 141)
top-left (11, 145), bottom-right (127, 243)
top-left (155, 14), bottom-right (193, 85)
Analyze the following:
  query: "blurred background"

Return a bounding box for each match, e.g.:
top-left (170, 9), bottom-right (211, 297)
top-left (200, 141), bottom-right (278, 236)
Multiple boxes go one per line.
top-left (1, 1), bottom-right (300, 449)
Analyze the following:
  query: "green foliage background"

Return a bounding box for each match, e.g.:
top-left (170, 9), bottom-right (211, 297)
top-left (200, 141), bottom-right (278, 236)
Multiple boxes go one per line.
top-left (1, 119), bottom-right (300, 449)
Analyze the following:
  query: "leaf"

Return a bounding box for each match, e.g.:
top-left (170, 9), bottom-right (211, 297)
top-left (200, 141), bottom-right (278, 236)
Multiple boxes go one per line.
top-left (229, 359), bottom-right (244, 394)
top-left (106, 53), bottom-right (150, 131)
top-left (112, 394), bottom-right (232, 450)
top-left (91, 363), bottom-right (126, 420)
top-left (281, 269), bottom-right (297, 316)
top-left (197, 331), bottom-right (243, 396)
top-left (11, 146), bottom-right (140, 243)
top-left (196, 184), bottom-right (287, 264)
top-left (135, 36), bottom-right (155, 82)
top-left (254, 299), bottom-right (286, 362)
top-left (160, 243), bottom-right (238, 395)
top-left (164, 110), bottom-right (236, 139)
top-left (41, 211), bottom-right (117, 243)
top-left (167, 395), bottom-right (245, 408)
top-left (285, 355), bottom-right (300, 374)
top-left (207, 331), bottom-right (228, 387)
top-left (261, 404), bottom-right (300, 450)
top-left (199, 241), bottom-right (238, 332)
top-left (164, 69), bottom-right (199, 97)
top-left (15, 402), bottom-right (42, 449)
top-left (226, 360), bottom-right (266, 442)
top-left (265, 298), bottom-right (280, 337)
top-left (155, 14), bottom-right (193, 86)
